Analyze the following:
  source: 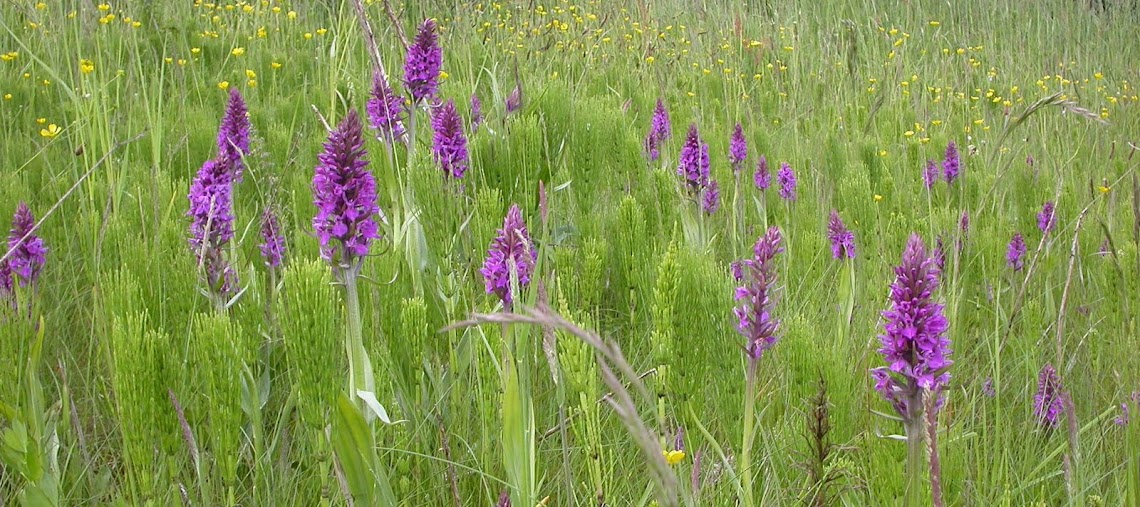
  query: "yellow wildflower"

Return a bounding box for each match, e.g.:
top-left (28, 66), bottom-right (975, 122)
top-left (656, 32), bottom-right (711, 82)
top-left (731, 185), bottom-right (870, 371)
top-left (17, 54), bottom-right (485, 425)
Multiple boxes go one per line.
top-left (79, 59), bottom-right (95, 74)
top-left (874, 194), bottom-right (883, 202)
top-left (40, 124), bottom-right (61, 138)
top-left (36, 118), bottom-right (46, 124)
top-left (231, 47), bottom-right (245, 56)
top-left (218, 80), bottom-right (230, 90)
top-left (246, 69), bottom-right (257, 79)
top-left (663, 450), bottom-right (685, 466)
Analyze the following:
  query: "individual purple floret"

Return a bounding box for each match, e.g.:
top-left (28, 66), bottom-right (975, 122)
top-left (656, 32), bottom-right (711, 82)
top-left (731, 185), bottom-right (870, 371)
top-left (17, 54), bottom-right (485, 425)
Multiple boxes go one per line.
top-left (678, 124), bottom-right (709, 191)
top-left (729, 123), bottom-right (748, 173)
top-left (982, 377), bottom-right (996, 398)
top-left (5, 203), bottom-right (47, 289)
top-left (187, 158), bottom-right (237, 297)
top-left (644, 98), bottom-right (671, 162)
top-left (1114, 392), bottom-right (1139, 426)
top-left (942, 141), bottom-right (960, 184)
top-left (754, 155), bottom-right (770, 190)
top-left (217, 88), bottom-right (251, 182)
top-left (827, 210), bottom-right (856, 259)
top-left (922, 159), bottom-right (939, 190)
top-left (701, 180), bottom-right (720, 215)
top-left (259, 207), bottom-right (285, 269)
top-left (871, 234), bottom-right (952, 420)
top-left (312, 110), bottom-right (380, 270)
top-left (1037, 201), bottom-right (1056, 234)
top-left (1033, 364), bottom-right (1064, 429)
top-left (366, 72), bottom-right (407, 144)
top-left (777, 162), bottom-right (796, 201)
top-left (734, 226), bottom-right (784, 362)
top-left (470, 94), bottom-right (483, 132)
top-left (404, 19), bottom-right (442, 105)
top-left (505, 84), bottom-right (522, 115)
top-left (480, 204), bottom-right (536, 307)
top-left (1007, 233), bottom-right (1027, 271)
top-left (431, 99), bottom-right (469, 179)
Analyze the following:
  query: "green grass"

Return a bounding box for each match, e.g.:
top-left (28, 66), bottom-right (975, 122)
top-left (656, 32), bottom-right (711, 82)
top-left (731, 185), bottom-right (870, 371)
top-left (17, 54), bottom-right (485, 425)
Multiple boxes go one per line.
top-left (1, 0), bottom-right (1139, 505)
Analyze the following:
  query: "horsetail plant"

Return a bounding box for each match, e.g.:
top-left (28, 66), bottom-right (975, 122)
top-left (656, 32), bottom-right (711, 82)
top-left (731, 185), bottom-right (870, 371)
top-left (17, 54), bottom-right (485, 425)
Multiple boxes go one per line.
top-left (871, 234), bottom-right (952, 506)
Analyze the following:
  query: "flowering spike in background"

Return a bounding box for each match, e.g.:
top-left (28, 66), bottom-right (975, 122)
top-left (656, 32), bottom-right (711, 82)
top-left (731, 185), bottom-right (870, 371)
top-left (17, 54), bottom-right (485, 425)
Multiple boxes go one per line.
top-left (259, 206), bottom-right (285, 269)
top-left (701, 180), bottom-right (720, 215)
top-left (1037, 201), bottom-right (1056, 234)
top-left (923, 159), bottom-right (939, 190)
top-left (187, 158), bottom-right (237, 299)
top-left (734, 226), bottom-right (784, 362)
top-left (1007, 233), bottom-right (1026, 271)
top-left (6, 202), bottom-right (47, 289)
top-left (480, 204), bottom-right (536, 307)
top-left (729, 123), bottom-right (747, 173)
top-left (367, 72), bottom-right (407, 144)
top-left (942, 141), bottom-right (960, 184)
top-left (470, 94), bottom-right (484, 131)
top-left (754, 155), bottom-right (770, 190)
top-left (777, 162), bottom-right (796, 201)
top-left (677, 124), bottom-right (709, 191)
top-left (1033, 364), bottom-right (1064, 429)
top-left (644, 98), bottom-right (671, 162)
top-left (217, 88), bottom-right (251, 181)
top-left (312, 109), bottom-right (380, 271)
top-left (431, 98), bottom-right (469, 179)
top-left (405, 19), bottom-right (442, 105)
top-left (827, 210), bottom-right (855, 259)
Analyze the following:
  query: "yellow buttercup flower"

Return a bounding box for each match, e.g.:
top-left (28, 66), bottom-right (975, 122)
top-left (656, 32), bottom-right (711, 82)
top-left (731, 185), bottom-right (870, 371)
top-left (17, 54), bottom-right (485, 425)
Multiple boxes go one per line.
top-left (79, 59), bottom-right (95, 74)
top-left (218, 80), bottom-right (230, 90)
top-left (3, 94), bottom-right (11, 100)
top-left (36, 117), bottom-right (46, 124)
top-left (231, 47), bottom-right (245, 56)
top-left (246, 69), bottom-right (257, 79)
top-left (1, 52), bottom-right (18, 62)
top-left (663, 449), bottom-right (685, 466)
top-left (35, 2), bottom-right (46, 9)
top-left (40, 124), bottom-right (61, 138)
top-left (873, 194), bottom-right (883, 202)
top-left (270, 62), bottom-right (282, 69)
top-left (316, 28), bottom-right (328, 36)
top-left (247, 79), bottom-right (257, 88)
top-left (1098, 185), bottom-right (1110, 194)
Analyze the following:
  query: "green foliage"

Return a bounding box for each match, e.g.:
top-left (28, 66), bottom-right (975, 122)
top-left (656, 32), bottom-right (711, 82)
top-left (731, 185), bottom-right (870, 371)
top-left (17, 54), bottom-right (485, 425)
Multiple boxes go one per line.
top-left (280, 260), bottom-right (341, 431)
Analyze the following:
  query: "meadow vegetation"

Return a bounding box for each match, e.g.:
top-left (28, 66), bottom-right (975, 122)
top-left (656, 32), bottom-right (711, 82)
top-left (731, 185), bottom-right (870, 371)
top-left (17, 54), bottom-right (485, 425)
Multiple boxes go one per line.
top-left (1, 0), bottom-right (1138, 505)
